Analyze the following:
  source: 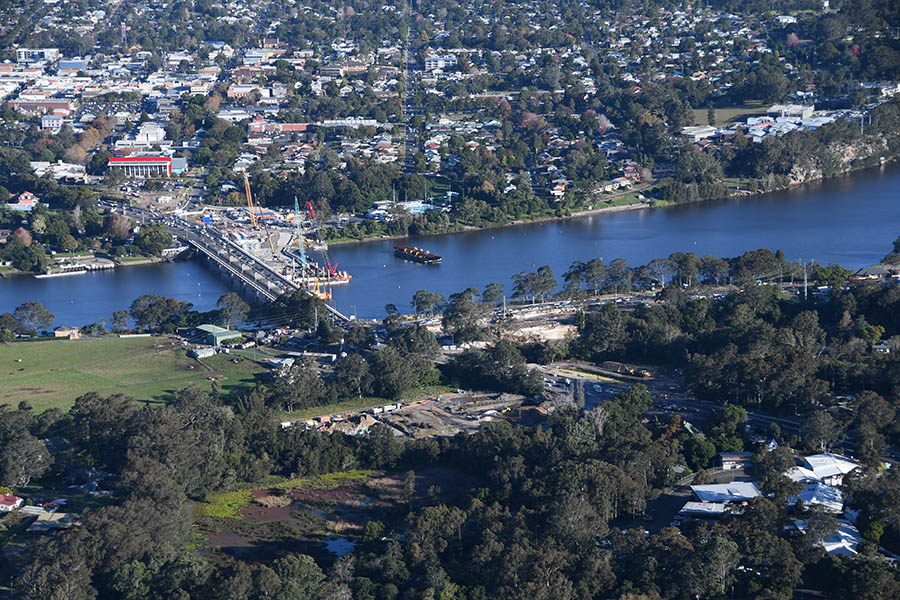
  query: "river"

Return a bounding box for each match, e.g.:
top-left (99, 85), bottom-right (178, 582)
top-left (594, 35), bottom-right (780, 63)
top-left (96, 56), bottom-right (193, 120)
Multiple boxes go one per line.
top-left (2, 164), bottom-right (899, 325)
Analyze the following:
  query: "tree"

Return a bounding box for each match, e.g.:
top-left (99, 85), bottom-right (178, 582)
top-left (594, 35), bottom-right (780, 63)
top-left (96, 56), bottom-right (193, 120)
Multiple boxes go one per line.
top-left (269, 358), bottom-right (328, 412)
top-left (698, 255), bottom-right (729, 285)
top-left (0, 434), bottom-right (50, 487)
top-left (217, 292), bottom-right (249, 329)
top-left (412, 289), bottom-right (445, 315)
top-left (482, 282), bottom-right (504, 305)
top-left (513, 265), bottom-right (556, 302)
top-left (13, 302), bottom-right (54, 333)
top-left (802, 410), bottom-right (841, 453)
top-left (442, 288), bottom-right (486, 342)
top-left (700, 535), bottom-right (739, 596)
top-left (645, 258), bottom-right (675, 288)
top-left (111, 310), bottom-right (129, 333)
top-left (133, 223), bottom-right (172, 257)
top-left (103, 214), bottom-right (132, 241)
top-left (334, 353), bottom-right (373, 398)
top-left (129, 295), bottom-right (191, 331)
top-left (370, 347), bottom-right (417, 399)
top-left (581, 258), bottom-right (607, 295)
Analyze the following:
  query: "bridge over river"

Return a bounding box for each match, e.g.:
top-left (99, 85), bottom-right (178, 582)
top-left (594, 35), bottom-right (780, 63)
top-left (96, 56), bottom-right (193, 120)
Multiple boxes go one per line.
top-left (123, 206), bottom-right (350, 323)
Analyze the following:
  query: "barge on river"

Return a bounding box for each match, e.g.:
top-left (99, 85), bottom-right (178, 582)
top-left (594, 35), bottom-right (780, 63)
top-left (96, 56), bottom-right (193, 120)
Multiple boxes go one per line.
top-left (394, 246), bottom-right (442, 265)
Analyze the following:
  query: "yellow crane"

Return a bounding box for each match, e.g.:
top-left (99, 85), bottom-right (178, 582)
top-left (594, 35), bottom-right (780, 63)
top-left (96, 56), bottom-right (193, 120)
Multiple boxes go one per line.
top-left (242, 171), bottom-right (258, 228)
top-left (243, 171), bottom-right (280, 261)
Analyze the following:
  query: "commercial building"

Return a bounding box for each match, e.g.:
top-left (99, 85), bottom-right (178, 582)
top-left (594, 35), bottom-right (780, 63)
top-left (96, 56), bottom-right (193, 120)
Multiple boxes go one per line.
top-left (7, 99), bottom-right (73, 115)
top-left (801, 453), bottom-right (859, 486)
top-left (424, 54), bottom-right (457, 71)
top-left (107, 155), bottom-right (172, 177)
top-left (16, 48), bottom-right (59, 62)
top-left (690, 482), bottom-right (761, 504)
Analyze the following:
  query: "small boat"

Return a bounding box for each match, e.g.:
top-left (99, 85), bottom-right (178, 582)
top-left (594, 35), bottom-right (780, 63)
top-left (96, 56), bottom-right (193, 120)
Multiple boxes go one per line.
top-left (394, 246), bottom-right (442, 265)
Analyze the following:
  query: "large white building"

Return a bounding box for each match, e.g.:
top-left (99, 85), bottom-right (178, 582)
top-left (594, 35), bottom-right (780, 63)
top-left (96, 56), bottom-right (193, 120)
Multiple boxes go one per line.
top-left (424, 54), bottom-right (457, 72)
top-left (107, 155), bottom-right (172, 177)
top-left (16, 48), bottom-right (59, 62)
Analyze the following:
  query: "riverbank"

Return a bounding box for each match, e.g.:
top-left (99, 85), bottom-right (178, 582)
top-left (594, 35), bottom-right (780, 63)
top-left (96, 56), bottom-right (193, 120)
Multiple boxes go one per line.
top-left (0, 255), bottom-right (166, 280)
top-left (325, 156), bottom-right (897, 249)
top-left (326, 198), bottom-right (659, 247)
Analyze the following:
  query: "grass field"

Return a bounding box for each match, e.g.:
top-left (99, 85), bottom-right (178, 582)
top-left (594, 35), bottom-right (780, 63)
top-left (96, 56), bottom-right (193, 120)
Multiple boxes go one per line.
top-left (0, 337), bottom-right (266, 412)
top-left (692, 103), bottom-right (767, 126)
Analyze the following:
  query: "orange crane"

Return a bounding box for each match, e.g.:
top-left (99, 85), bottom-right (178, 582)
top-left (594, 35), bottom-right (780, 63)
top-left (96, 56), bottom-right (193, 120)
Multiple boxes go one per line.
top-left (243, 171), bottom-right (280, 261)
top-left (242, 171), bottom-right (258, 228)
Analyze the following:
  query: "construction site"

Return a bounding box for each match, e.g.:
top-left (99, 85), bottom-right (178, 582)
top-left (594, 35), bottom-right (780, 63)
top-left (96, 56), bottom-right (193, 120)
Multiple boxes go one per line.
top-left (176, 172), bottom-right (353, 304)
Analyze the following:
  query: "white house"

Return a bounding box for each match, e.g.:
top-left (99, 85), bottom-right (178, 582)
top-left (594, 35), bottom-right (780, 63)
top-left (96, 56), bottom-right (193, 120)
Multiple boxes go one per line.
top-left (0, 494), bottom-right (23, 512)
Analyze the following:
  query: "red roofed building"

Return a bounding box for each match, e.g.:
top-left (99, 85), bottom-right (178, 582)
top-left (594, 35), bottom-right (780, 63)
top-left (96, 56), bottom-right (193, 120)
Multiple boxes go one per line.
top-left (0, 494), bottom-right (23, 512)
top-left (107, 156), bottom-right (172, 177)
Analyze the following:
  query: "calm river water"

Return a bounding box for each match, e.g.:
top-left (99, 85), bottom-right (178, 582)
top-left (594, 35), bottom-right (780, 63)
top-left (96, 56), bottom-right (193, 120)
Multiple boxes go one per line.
top-left (3, 163), bottom-right (900, 325)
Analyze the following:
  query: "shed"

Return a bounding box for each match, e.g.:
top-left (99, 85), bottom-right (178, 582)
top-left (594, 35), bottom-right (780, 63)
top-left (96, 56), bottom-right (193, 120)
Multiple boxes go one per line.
top-left (719, 452), bottom-right (753, 470)
top-left (54, 326), bottom-right (81, 339)
top-left (195, 324), bottom-right (241, 347)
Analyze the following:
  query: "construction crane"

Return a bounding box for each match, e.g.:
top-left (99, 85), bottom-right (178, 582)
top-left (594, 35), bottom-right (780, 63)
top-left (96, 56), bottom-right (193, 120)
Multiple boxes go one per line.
top-left (294, 196), bottom-right (308, 270)
top-left (243, 171), bottom-right (280, 261)
top-left (304, 201), bottom-right (339, 301)
top-left (242, 171), bottom-right (258, 228)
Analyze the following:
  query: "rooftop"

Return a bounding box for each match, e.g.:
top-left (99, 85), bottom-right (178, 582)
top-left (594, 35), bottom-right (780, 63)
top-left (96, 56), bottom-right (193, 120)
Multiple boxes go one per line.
top-left (691, 482), bottom-right (761, 503)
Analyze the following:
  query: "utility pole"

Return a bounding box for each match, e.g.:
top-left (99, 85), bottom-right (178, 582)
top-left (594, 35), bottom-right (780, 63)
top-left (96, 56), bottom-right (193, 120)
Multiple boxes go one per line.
top-left (802, 259), bottom-right (808, 301)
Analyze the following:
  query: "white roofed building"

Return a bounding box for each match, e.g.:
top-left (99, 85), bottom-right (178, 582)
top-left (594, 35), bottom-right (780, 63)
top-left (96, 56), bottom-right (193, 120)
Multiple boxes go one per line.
top-left (789, 482), bottom-right (844, 513)
top-left (802, 454), bottom-right (859, 486)
top-left (691, 482), bottom-right (761, 504)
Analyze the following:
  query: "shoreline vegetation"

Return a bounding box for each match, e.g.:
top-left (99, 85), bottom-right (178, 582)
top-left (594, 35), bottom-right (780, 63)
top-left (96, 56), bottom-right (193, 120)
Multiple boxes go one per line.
top-left (325, 156), bottom-right (897, 247)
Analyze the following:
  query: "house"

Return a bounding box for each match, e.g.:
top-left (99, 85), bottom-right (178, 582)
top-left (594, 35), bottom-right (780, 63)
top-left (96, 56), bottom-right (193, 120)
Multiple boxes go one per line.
top-left (690, 482), bottom-right (761, 503)
top-left (7, 191), bottom-right (40, 212)
top-left (719, 452), bottom-right (753, 470)
top-left (41, 114), bottom-right (64, 133)
top-left (53, 326), bottom-right (80, 339)
top-left (0, 494), bottom-right (23, 512)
